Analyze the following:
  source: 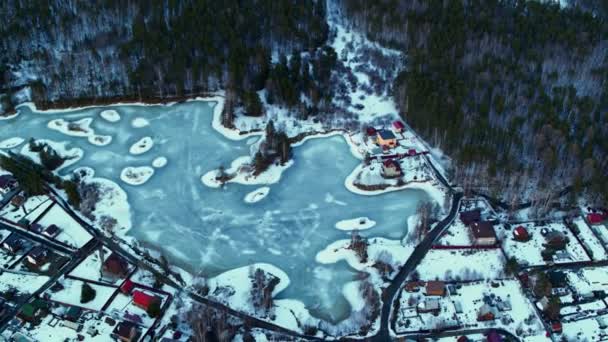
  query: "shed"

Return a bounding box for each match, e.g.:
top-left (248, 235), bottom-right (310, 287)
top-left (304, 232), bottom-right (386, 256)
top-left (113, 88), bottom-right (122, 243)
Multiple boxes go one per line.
top-left (42, 224), bottom-right (61, 238)
top-left (392, 121), bottom-right (405, 132)
top-left (11, 195), bottom-right (26, 207)
top-left (64, 306), bottom-right (82, 322)
top-left (26, 246), bottom-right (49, 266)
top-left (120, 279), bottom-right (135, 294)
top-left (588, 213), bottom-right (605, 225)
top-left (111, 321), bottom-right (140, 342)
top-left (366, 127), bottom-right (377, 136)
top-left (103, 253), bottom-right (129, 279)
top-left (2, 234), bottom-right (23, 253)
top-left (513, 226), bottom-right (530, 241)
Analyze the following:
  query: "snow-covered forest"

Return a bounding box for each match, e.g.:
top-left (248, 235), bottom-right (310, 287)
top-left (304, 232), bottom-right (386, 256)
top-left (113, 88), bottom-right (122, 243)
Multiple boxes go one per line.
top-left (338, 0), bottom-right (608, 208)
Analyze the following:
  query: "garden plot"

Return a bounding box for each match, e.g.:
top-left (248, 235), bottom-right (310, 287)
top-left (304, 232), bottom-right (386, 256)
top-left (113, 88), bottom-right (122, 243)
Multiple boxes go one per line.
top-left (69, 246), bottom-right (119, 282)
top-left (26, 311), bottom-right (117, 342)
top-left (572, 217), bottom-right (608, 261)
top-left (395, 280), bottom-right (548, 340)
top-left (416, 249), bottom-right (506, 281)
top-left (566, 267), bottom-right (608, 298)
top-left (436, 219), bottom-right (472, 246)
top-left (0, 271), bottom-right (49, 294)
top-left (497, 222), bottom-right (589, 267)
top-left (0, 195), bottom-right (52, 224)
top-left (37, 204), bottom-right (93, 248)
top-left (45, 277), bottom-right (117, 311)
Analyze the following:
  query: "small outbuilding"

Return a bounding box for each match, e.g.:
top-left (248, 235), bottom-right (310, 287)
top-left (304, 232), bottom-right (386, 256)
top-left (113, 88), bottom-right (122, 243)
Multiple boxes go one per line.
top-left (392, 121), bottom-right (405, 133)
top-left (42, 224), bottom-right (61, 239)
top-left (102, 253), bottom-right (129, 280)
top-left (587, 213), bottom-right (605, 225)
top-left (111, 321), bottom-right (140, 342)
top-left (2, 234), bottom-right (23, 253)
top-left (513, 226), bottom-right (530, 241)
top-left (26, 246), bottom-right (49, 266)
top-left (460, 209), bottom-right (481, 226)
top-left (132, 290), bottom-right (161, 311)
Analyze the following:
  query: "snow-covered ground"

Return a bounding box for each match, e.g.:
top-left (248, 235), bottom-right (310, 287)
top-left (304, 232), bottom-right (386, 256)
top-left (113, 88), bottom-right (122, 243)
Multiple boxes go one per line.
top-left (395, 280), bottom-right (548, 340)
top-left (0, 271), bottom-right (49, 294)
top-left (45, 277), bottom-right (117, 311)
top-left (0, 137), bottom-right (25, 149)
top-left (572, 217), bottom-right (608, 261)
top-left (436, 220), bottom-right (473, 245)
top-left (129, 136), bottom-right (154, 155)
top-left (120, 166), bottom-right (154, 186)
top-left (244, 186), bottom-right (270, 204)
top-left (24, 310), bottom-right (118, 342)
top-left (0, 194), bottom-right (53, 224)
top-left (47, 117), bottom-right (112, 146)
top-left (416, 249), bottom-right (507, 281)
top-left (100, 109), bottom-right (121, 122)
top-left (20, 139), bottom-right (84, 171)
top-left (334, 217), bottom-right (376, 231)
top-left (68, 245), bottom-right (114, 282)
top-left (37, 204), bottom-right (93, 248)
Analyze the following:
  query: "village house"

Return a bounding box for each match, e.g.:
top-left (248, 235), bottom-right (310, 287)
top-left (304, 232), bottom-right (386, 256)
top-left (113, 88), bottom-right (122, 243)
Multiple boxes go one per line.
top-left (381, 159), bottom-right (402, 178)
top-left (392, 121), bottom-right (405, 133)
top-left (477, 303), bottom-right (495, 321)
top-left (513, 226), bottom-right (530, 242)
top-left (120, 279), bottom-right (135, 294)
top-left (112, 321), bottom-right (141, 342)
top-left (63, 306), bottom-right (82, 322)
top-left (417, 298), bottom-right (441, 315)
top-left (42, 224), bottom-right (61, 239)
top-left (459, 209), bottom-right (481, 226)
top-left (2, 234), bottom-right (23, 254)
top-left (102, 252), bottom-right (130, 280)
top-left (405, 281), bottom-right (423, 292)
top-left (425, 281), bottom-right (446, 296)
top-left (26, 246), bottom-right (49, 267)
top-left (470, 221), bottom-right (497, 245)
top-left (376, 130), bottom-right (397, 148)
top-left (132, 290), bottom-right (161, 311)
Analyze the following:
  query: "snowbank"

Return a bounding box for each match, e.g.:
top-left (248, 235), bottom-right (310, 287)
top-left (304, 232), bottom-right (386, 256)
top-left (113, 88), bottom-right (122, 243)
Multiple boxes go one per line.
top-left (131, 117), bottom-right (150, 128)
top-left (152, 156), bottom-right (168, 168)
top-left (335, 217), bottom-right (376, 231)
top-left (120, 166), bottom-right (154, 186)
top-left (244, 187), bottom-right (270, 204)
top-left (201, 156), bottom-right (294, 188)
top-left (0, 137), bottom-right (25, 149)
top-left (20, 139), bottom-right (84, 171)
top-left (100, 109), bottom-right (121, 122)
top-left (129, 136), bottom-right (154, 155)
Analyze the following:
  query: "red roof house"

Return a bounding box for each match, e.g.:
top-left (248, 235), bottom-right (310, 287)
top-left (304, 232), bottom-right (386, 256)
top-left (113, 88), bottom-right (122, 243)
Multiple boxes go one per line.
top-left (392, 121), bottom-right (405, 132)
top-left (551, 321), bottom-right (563, 333)
top-left (132, 290), bottom-right (160, 311)
top-left (513, 226), bottom-right (530, 241)
top-left (366, 127), bottom-right (377, 136)
top-left (120, 279), bottom-right (135, 294)
top-left (588, 213), bottom-right (605, 225)
top-left (408, 149), bottom-right (417, 156)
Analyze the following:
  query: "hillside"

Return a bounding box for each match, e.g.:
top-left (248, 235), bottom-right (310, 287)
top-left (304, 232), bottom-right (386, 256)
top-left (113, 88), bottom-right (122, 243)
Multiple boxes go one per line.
top-left (338, 0), bottom-right (608, 211)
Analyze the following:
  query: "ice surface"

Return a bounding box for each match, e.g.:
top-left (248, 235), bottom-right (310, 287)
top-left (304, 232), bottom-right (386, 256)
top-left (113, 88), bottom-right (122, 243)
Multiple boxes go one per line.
top-left (5, 101), bottom-right (433, 322)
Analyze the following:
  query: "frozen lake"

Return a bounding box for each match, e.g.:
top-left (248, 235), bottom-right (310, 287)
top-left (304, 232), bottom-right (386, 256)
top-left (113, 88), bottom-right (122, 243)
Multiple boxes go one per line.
top-left (2, 101), bottom-right (431, 322)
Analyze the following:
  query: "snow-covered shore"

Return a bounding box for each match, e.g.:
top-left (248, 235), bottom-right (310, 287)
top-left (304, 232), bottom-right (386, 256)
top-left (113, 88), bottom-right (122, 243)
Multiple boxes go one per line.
top-left (20, 139), bottom-right (84, 171)
top-left (201, 156), bottom-right (294, 188)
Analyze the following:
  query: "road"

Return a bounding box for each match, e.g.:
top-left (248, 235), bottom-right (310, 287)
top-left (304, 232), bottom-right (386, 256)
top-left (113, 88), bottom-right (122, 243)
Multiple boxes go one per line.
top-left (372, 191), bottom-right (463, 341)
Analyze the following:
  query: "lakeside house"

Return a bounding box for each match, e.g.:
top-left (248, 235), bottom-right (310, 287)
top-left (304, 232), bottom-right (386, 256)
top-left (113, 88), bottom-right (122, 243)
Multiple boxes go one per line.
top-left (120, 279), bottom-right (135, 294)
top-left (376, 130), bottom-right (397, 148)
top-left (470, 221), bottom-right (497, 245)
top-left (417, 298), bottom-right (440, 314)
top-left (587, 212), bottom-right (606, 225)
top-left (477, 303), bottom-right (495, 321)
top-left (381, 159), bottom-right (402, 178)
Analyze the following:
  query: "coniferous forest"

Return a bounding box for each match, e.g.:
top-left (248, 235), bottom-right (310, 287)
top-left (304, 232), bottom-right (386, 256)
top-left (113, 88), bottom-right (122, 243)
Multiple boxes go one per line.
top-left (1, 0), bottom-right (607, 206)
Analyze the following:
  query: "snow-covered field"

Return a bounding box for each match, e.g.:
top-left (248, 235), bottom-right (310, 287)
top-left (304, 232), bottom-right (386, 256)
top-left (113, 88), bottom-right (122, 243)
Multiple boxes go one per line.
top-left (416, 249), bottom-right (506, 281)
top-left (0, 271), bottom-right (50, 294)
